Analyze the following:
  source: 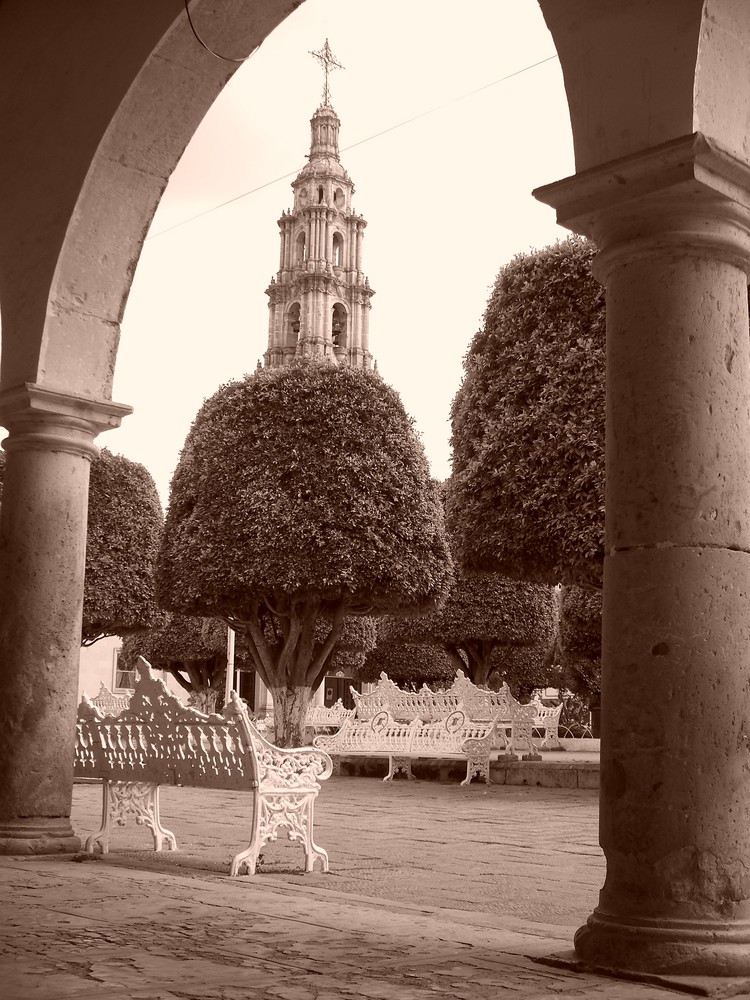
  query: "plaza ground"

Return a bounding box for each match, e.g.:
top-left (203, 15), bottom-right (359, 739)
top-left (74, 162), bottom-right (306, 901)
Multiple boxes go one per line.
top-left (3, 773), bottom-right (750, 999)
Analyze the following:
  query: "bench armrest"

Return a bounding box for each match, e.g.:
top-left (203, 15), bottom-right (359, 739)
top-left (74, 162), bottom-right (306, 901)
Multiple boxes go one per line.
top-left (230, 692), bottom-right (333, 785)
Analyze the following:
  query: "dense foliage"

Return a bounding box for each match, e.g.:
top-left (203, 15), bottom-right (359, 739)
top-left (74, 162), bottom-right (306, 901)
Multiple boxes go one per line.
top-left (449, 236), bottom-right (605, 588)
top-left (157, 362), bottom-right (452, 744)
top-left (83, 449), bottom-right (164, 644)
top-left (358, 641), bottom-right (456, 688)
top-left (378, 573), bottom-right (557, 687)
top-left (558, 585), bottom-right (602, 699)
top-left (0, 448), bottom-right (163, 645)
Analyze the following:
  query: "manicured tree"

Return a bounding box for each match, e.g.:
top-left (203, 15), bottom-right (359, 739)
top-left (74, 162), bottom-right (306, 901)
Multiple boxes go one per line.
top-left (559, 584), bottom-right (602, 700)
top-left (0, 447), bottom-right (163, 645)
top-left (83, 448), bottom-right (164, 645)
top-left (487, 643), bottom-right (560, 701)
top-left (378, 573), bottom-right (557, 687)
top-left (449, 236), bottom-right (605, 589)
top-left (324, 615), bottom-right (377, 678)
top-left (358, 641), bottom-right (456, 689)
top-left (156, 362), bottom-right (453, 746)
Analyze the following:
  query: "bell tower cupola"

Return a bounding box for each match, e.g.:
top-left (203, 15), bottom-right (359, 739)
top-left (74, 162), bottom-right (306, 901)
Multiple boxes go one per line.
top-left (264, 40), bottom-right (374, 370)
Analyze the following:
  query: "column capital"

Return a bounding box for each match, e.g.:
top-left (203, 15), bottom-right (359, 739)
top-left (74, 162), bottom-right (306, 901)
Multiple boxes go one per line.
top-left (0, 383), bottom-right (132, 459)
top-left (534, 132), bottom-right (750, 279)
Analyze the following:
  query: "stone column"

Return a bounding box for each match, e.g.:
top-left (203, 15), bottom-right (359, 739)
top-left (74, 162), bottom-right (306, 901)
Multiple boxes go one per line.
top-left (536, 134), bottom-right (750, 975)
top-left (355, 222), bottom-right (363, 272)
top-left (348, 220), bottom-right (356, 274)
top-left (277, 218), bottom-right (285, 271)
top-left (284, 218), bottom-right (292, 272)
top-left (0, 384), bottom-right (130, 854)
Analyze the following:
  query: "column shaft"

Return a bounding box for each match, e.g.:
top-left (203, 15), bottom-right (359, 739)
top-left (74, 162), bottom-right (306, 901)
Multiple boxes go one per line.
top-left (0, 386), bottom-right (129, 854)
top-left (536, 135), bottom-right (750, 975)
top-left (578, 253), bottom-right (750, 972)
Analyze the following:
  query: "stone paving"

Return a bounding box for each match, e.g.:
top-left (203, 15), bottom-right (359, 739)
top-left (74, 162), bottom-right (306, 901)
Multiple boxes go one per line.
top-left (2, 775), bottom-right (749, 999)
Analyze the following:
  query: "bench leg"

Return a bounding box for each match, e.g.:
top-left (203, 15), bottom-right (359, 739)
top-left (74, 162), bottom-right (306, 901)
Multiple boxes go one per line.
top-left (302, 796), bottom-right (329, 874)
top-left (230, 790), bottom-right (329, 877)
top-left (385, 755), bottom-right (415, 781)
top-left (85, 781), bottom-right (177, 854)
top-left (461, 754), bottom-right (491, 787)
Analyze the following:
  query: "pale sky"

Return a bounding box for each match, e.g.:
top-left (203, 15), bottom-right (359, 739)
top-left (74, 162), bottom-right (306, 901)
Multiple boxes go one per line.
top-left (108, 0), bottom-right (574, 505)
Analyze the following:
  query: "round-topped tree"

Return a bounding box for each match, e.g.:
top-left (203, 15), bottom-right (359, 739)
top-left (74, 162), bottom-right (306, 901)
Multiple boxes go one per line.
top-left (157, 361), bottom-right (452, 746)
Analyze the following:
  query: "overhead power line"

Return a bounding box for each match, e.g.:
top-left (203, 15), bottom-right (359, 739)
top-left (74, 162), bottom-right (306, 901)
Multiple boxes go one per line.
top-left (147, 53), bottom-right (559, 242)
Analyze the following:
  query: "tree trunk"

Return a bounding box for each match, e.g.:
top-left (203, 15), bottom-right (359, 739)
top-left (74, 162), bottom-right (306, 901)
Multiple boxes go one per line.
top-left (269, 685), bottom-right (314, 747)
top-left (459, 641), bottom-right (494, 686)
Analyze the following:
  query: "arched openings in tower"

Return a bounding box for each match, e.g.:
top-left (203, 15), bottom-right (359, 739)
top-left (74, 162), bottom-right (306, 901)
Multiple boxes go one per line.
top-left (286, 303), bottom-right (301, 348)
top-left (334, 187), bottom-right (345, 210)
top-left (331, 303), bottom-right (347, 349)
top-left (318, 185), bottom-right (324, 204)
top-left (332, 232), bottom-right (344, 267)
top-left (295, 232), bottom-right (307, 265)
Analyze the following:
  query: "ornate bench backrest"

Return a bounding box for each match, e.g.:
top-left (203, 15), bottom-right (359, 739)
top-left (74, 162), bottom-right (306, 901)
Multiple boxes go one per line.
top-left (74, 658), bottom-right (255, 790)
top-left (410, 709), bottom-right (497, 755)
top-left (531, 700), bottom-right (563, 725)
top-left (88, 682), bottom-right (131, 716)
top-left (350, 672), bottom-right (401, 720)
top-left (305, 701), bottom-right (355, 728)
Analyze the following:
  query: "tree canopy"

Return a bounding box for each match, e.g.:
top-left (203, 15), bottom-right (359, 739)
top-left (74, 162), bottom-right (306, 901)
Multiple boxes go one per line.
top-left (377, 573), bottom-right (557, 687)
top-left (449, 236), bottom-right (605, 588)
top-left (83, 448), bottom-right (164, 644)
top-left (359, 641), bottom-right (456, 688)
top-left (156, 361), bottom-right (452, 744)
top-left (558, 585), bottom-right (602, 699)
top-left (0, 447), bottom-right (163, 645)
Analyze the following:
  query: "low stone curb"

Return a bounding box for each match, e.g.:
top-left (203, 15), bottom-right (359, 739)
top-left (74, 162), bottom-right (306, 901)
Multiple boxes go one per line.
top-left (336, 754), bottom-right (600, 788)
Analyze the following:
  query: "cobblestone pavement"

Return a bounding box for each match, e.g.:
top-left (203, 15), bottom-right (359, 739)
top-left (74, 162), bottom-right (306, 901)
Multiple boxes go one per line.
top-left (1, 777), bottom-right (748, 999)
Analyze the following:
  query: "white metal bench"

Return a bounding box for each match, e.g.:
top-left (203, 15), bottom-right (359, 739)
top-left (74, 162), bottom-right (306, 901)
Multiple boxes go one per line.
top-left (74, 658), bottom-right (333, 876)
top-left (305, 699), bottom-right (355, 735)
top-left (353, 670), bottom-right (556, 753)
top-left (313, 708), bottom-right (516, 785)
top-left (529, 698), bottom-right (564, 748)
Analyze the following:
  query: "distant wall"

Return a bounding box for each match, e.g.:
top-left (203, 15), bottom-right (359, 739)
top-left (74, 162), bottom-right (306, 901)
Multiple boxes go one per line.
top-left (77, 635), bottom-right (184, 704)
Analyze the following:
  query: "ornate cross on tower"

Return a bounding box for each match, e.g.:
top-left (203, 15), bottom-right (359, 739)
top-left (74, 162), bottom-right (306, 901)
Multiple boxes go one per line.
top-left (309, 38), bottom-right (343, 107)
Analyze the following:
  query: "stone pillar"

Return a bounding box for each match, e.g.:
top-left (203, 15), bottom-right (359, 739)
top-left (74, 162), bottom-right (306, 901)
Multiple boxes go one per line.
top-left (536, 134), bottom-right (750, 975)
top-left (355, 222), bottom-right (363, 272)
top-left (284, 218), bottom-right (291, 272)
top-left (348, 220), bottom-right (356, 274)
top-left (0, 384), bottom-right (130, 854)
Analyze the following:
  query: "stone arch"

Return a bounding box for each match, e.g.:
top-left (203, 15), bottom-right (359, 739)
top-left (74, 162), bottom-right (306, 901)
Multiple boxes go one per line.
top-left (295, 231), bottom-right (308, 265)
top-left (0, 1), bottom-right (293, 402)
top-left (331, 302), bottom-right (347, 348)
top-left (332, 232), bottom-right (345, 267)
top-left (286, 302), bottom-right (301, 348)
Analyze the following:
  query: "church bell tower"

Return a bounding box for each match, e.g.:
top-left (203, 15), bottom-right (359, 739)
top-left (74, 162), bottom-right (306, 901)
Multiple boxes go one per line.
top-left (264, 40), bottom-right (374, 370)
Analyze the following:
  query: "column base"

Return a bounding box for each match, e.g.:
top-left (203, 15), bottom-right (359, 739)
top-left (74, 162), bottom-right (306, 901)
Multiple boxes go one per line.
top-left (0, 818), bottom-right (81, 856)
top-left (575, 909), bottom-right (750, 976)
